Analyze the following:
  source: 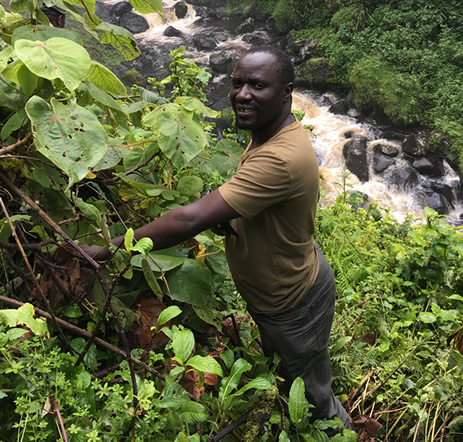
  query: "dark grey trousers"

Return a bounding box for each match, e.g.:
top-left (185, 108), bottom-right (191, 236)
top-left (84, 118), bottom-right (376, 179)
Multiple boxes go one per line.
top-left (248, 249), bottom-right (350, 429)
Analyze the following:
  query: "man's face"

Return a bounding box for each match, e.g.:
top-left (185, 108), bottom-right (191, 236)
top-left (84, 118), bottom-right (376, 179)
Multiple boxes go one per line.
top-left (230, 52), bottom-right (291, 133)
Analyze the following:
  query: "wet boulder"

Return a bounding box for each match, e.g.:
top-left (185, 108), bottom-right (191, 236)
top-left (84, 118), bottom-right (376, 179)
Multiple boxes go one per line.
top-left (402, 133), bottom-right (427, 156)
top-left (209, 52), bottom-right (234, 75)
top-left (372, 143), bottom-right (399, 173)
top-left (95, 1), bottom-right (116, 23)
top-left (424, 192), bottom-right (453, 215)
top-left (425, 181), bottom-right (455, 208)
top-left (237, 17), bottom-right (266, 34)
top-left (342, 136), bottom-right (369, 182)
top-left (174, 1), bottom-right (188, 19)
top-left (111, 1), bottom-right (132, 17)
top-left (119, 12), bottom-right (149, 34)
top-left (193, 34), bottom-right (217, 50)
top-left (374, 143), bottom-right (399, 157)
top-left (388, 164), bottom-right (419, 189)
top-left (164, 26), bottom-right (184, 38)
top-left (373, 153), bottom-right (395, 174)
top-left (411, 154), bottom-right (445, 178)
top-left (329, 98), bottom-right (353, 116)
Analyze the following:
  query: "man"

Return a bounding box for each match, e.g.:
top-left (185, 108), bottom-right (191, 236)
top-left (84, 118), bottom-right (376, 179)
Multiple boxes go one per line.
top-left (82, 46), bottom-right (350, 429)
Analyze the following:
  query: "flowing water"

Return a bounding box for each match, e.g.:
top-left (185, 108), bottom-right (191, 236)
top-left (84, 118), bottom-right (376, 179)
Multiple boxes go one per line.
top-left (110, 0), bottom-right (463, 223)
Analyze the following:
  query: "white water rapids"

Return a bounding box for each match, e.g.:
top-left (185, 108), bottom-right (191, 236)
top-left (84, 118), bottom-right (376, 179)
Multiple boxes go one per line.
top-left (107, 0), bottom-right (463, 223)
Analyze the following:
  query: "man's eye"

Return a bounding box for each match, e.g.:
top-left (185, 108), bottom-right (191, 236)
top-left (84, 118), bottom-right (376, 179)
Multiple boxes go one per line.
top-left (253, 83), bottom-right (264, 89)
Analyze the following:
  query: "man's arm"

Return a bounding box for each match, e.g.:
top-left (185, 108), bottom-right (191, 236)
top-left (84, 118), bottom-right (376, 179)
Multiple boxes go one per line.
top-left (81, 189), bottom-right (240, 260)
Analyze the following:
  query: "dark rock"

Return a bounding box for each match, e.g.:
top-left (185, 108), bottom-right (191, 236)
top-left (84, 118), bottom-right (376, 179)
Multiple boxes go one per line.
top-left (215, 32), bottom-right (229, 42)
top-left (295, 57), bottom-right (336, 89)
top-left (342, 137), bottom-right (369, 182)
top-left (111, 1), bottom-right (132, 17)
top-left (329, 98), bottom-right (352, 115)
top-left (373, 153), bottom-right (395, 174)
top-left (424, 193), bottom-right (452, 215)
top-left (163, 25), bottom-right (184, 38)
top-left (209, 52), bottom-right (234, 75)
top-left (343, 131), bottom-right (355, 139)
top-left (412, 155), bottom-right (445, 178)
top-left (373, 143), bottom-right (399, 157)
top-left (242, 32), bottom-right (271, 46)
top-left (237, 17), bottom-right (265, 34)
top-left (425, 181), bottom-right (455, 207)
top-left (320, 95), bottom-right (333, 107)
top-left (388, 165), bottom-right (419, 189)
top-left (118, 12), bottom-right (149, 34)
top-left (193, 34), bottom-right (217, 50)
top-left (402, 133), bottom-right (427, 156)
top-left (174, 1), bottom-right (188, 19)
top-left (95, 1), bottom-right (115, 23)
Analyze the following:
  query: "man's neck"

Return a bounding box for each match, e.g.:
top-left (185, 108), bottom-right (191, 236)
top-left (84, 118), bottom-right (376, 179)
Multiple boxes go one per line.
top-left (250, 112), bottom-right (295, 149)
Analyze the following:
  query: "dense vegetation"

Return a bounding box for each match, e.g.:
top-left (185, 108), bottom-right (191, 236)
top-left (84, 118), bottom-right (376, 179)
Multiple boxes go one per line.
top-left (227, 0), bottom-right (463, 171)
top-left (0, 1), bottom-right (462, 441)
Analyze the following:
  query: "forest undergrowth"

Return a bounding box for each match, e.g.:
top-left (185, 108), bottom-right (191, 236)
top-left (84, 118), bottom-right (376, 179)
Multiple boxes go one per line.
top-left (0, 1), bottom-right (462, 441)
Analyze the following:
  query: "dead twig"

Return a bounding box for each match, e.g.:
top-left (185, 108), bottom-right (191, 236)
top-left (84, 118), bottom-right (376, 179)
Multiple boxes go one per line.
top-left (0, 131), bottom-right (32, 156)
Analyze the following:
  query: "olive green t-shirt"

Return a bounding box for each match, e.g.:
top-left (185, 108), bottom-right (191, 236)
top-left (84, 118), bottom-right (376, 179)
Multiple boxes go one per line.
top-left (218, 119), bottom-right (320, 314)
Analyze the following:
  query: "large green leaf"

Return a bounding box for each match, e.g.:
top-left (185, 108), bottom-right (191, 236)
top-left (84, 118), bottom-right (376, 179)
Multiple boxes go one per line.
top-left (129, 0), bottom-right (163, 14)
top-left (82, 83), bottom-right (124, 112)
top-left (288, 377), bottom-right (306, 424)
top-left (93, 145), bottom-right (127, 171)
top-left (97, 22), bottom-right (140, 61)
top-left (171, 327), bottom-right (195, 364)
top-left (165, 259), bottom-right (212, 308)
top-left (175, 96), bottom-right (219, 118)
top-left (178, 401), bottom-right (208, 424)
top-left (25, 96), bottom-right (108, 187)
top-left (219, 358), bottom-right (252, 403)
top-left (11, 24), bottom-right (82, 45)
top-left (87, 61), bottom-right (127, 96)
top-left (211, 139), bottom-right (242, 179)
top-left (143, 104), bottom-right (207, 168)
top-left (234, 377), bottom-right (272, 396)
top-left (3, 60), bottom-right (38, 96)
top-left (14, 37), bottom-right (91, 91)
top-left (131, 252), bottom-right (186, 273)
top-left (177, 176), bottom-right (203, 197)
top-left (65, 0), bottom-right (96, 14)
top-left (187, 355), bottom-right (223, 376)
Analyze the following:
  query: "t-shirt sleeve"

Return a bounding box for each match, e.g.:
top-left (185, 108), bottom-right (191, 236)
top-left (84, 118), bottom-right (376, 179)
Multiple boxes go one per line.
top-left (219, 150), bottom-right (291, 219)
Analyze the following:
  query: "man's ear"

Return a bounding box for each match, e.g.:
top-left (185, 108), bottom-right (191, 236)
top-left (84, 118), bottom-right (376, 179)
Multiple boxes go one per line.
top-left (283, 82), bottom-right (294, 102)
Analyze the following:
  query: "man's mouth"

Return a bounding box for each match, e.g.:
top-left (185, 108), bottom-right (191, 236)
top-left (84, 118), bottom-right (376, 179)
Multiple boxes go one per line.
top-left (236, 106), bottom-right (255, 114)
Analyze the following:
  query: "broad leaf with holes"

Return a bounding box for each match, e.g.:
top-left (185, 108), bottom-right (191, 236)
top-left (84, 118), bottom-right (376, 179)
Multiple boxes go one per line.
top-left (25, 96), bottom-right (107, 187)
top-left (14, 37), bottom-right (91, 91)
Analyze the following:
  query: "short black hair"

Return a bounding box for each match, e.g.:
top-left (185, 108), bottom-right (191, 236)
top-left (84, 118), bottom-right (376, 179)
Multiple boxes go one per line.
top-left (242, 45), bottom-right (294, 85)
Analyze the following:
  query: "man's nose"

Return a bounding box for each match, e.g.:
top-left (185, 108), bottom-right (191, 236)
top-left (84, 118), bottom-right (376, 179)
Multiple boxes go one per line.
top-left (236, 84), bottom-right (252, 100)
